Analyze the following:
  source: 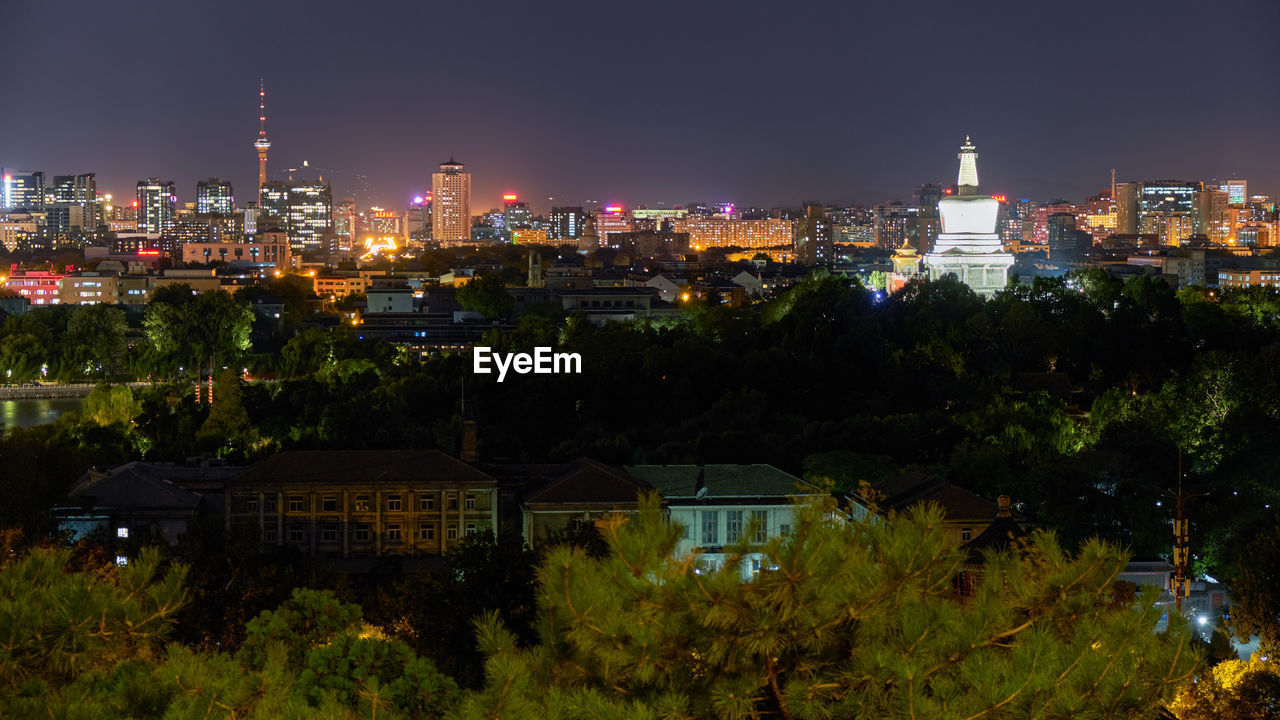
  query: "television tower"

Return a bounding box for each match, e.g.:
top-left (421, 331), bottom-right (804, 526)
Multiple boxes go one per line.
top-left (254, 80), bottom-right (271, 204)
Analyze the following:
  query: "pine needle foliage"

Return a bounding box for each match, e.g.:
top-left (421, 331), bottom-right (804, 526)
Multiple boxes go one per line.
top-left (461, 494), bottom-right (1200, 720)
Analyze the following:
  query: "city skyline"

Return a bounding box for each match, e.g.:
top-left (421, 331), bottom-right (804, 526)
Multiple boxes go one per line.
top-left (3, 0), bottom-right (1278, 211)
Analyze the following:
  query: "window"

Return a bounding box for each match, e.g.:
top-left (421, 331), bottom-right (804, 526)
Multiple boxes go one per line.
top-left (265, 528), bottom-right (277, 543)
top-left (116, 527), bottom-right (129, 539)
top-left (701, 511), bottom-right (719, 546)
top-left (465, 522), bottom-right (476, 536)
top-left (264, 496), bottom-right (278, 513)
top-left (961, 528), bottom-right (972, 542)
top-left (419, 494), bottom-right (435, 511)
top-left (751, 510), bottom-right (768, 544)
top-left (288, 496), bottom-right (304, 512)
top-left (246, 497), bottom-right (259, 512)
top-left (447, 524), bottom-right (458, 540)
top-left (386, 495), bottom-right (402, 512)
top-left (725, 511), bottom-right (743, 544)
top-left (465, 494), bottom-right (476, 510)
top-left (322, 496), bottom-right (337, 512)
top-left (780, 524), bottom-right (791, 537)
top-left (353, 524), bottom-right (371, 541)
top-left (419, 523), bottom-right (435, 541)
top-left (288, 527), bottom-right (304, 543)
top-left (386, 524), bottom-right (402, 542)
top-left (322, 525), bottom-right (337, 542)
top-left (447, 494), bottom-right (458, 510)
top-left (353, 495), bottom-right (370, 512)
top-left (115, 555), bottom-right (128, 566)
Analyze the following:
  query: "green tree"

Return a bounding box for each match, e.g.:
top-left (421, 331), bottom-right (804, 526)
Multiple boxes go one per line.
top-left (0, 546), bottom-right (186, 688)
top-left (457, 273), bottom-right (515, 319)
top-left (383, 531), bottom-right (539, 688)
top-left (462, 498), bottom-right (1199, 719)
top-left (63, 304), bottom-right (128, 379)
top-left (82, 383), bottom-right (142, 427)
top-left (143, 285), bottom-right (253, 374)
top-left (1169, 656), bottom-right (1280, 719)
top-left (1226, 520), bottom-right (1280, 658)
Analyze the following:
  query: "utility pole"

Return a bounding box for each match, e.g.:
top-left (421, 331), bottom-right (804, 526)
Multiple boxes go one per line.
top-left (1171, 451), bottom-right (1208, 612)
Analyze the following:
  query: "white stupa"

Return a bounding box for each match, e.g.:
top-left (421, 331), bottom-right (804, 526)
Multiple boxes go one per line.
top-left (923, 137), bottom-right (1014, 296)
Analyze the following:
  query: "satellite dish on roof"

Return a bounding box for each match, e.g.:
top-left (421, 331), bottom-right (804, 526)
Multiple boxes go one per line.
top-left (695, 487), bottom-right (709, 501)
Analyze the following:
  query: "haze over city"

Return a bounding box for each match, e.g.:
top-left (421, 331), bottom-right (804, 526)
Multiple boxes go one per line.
top-left (4, 0), bottom-right (1279, 210)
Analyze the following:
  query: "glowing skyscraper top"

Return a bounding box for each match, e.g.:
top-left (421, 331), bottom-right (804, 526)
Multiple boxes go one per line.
top-left (254, 81), bottom-right (271, 203)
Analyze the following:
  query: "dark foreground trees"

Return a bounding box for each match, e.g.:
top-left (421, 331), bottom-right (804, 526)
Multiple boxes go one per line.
top-left (462, 498), bottom-right (1200, 720)
top-left (0, 549), bottom-right (458, 719)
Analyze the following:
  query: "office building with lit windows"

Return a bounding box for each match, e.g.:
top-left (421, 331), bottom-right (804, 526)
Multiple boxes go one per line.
top-left (1223, 179), bottom-right (1247, 206)
top-left (1138, 181), bottom-right (1200, 245)
top-left (258, 180), bottom-right (333, 253)
top-left (136, 178), bottom-right (177, 233)
top-left (196, 178), bottom-right (235, 216)
top-left (549, 206), bottom-right (585, 240)
top-left (2, 169), bottom-right (45, 211)
top-left (431, 159), bottom-right (471, 245)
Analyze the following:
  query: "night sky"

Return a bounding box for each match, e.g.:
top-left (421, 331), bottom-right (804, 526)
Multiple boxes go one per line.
top-left (4, 0), bottom-right (1278, 213)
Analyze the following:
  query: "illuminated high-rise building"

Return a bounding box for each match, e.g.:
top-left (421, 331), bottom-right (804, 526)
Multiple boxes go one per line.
top-left (1223, 179), bottom-right (1247, 206)
top-left (254, 81), bottom-right (271, 203)
top-left (431, 159), bottom-right (471, 244)
top-left (1032, 200), bottom-right (1075, 245)
top-left (47, 173), bottom-right (100, 233)
top-left (549, 206), bottom-right (585, 240)
top-left (873, 203), bottom-right (919, 250)
top-left (924, 137), bottom-right (1014, 296)
top-left (504, 200), bottom-right (532, 230)
top-left (1115, 182), bottom-right (1139, 235)
top-left (196, 178), bottom-right (235, 216)
top-left (1194, 189), bottom-right (1230, 242)
top-left (258, 180), bottom-right (332, 253)
top-left (794, 203), bottom-right (832, 265)
top-left (2, 169), bottom-right (45, 211)
top-left (596, 205), bottom-right (632, 243)
top-left (136, 178), bottom-right (177, 233)
top-left (1138, 181), bottom-right (1200, 245)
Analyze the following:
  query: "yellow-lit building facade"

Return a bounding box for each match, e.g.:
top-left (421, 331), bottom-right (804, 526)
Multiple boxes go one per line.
top-left (673, 217), bottom-right (794, 250)
top-left (224, 450), bottom-right (499, 558)
top-left (431, 160), bottom-right (471, 245)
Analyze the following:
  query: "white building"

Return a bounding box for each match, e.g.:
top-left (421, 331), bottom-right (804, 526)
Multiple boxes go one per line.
top-left (625, 464), bottom-right (833, 580)
top-left (924, 137), bottom-right (1014, 296)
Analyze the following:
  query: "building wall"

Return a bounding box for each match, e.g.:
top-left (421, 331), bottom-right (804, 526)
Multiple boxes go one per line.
top-left (226, 483), bottom-right (499, 557)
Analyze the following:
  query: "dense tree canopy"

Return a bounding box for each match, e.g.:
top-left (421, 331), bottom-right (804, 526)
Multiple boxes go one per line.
top-left (462, 498), bottom-right (1199, 719)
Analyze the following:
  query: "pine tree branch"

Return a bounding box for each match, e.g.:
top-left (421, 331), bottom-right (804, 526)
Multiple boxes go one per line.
top-left (766, 655), bottom-right (793, 720)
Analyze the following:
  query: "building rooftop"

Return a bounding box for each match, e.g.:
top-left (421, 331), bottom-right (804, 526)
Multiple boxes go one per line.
top-left (868, 472), bottom-right (1000, 522)
top-left (625, 464), bottom-right (822, 500)
top-left (231, 450), bottom-right (497, 486)
top-left (67, 461), bottom-right (222, 510)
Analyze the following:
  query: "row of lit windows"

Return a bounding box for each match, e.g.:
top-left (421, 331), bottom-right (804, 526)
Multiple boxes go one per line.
top-left (268, 521), bottom-right (478, 544)
top-left (245, 492), bottom-right (479, 514)
top-left (697, 509), bottom-right (777, 546)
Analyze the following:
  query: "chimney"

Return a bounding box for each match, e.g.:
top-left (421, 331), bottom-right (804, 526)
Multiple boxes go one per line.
top-left (997, 495), bottom-right (1012, 518)
top-left (460, 420), bottom-right (478, 462)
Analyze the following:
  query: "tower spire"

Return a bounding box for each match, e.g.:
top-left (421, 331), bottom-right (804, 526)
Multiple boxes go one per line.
top-left (957, 135), bottom-right (979, 195)
top-left (254, 80), bottom-right (272, 204)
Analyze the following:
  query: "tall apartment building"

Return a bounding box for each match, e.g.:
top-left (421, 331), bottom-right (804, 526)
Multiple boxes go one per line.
top-left (431, 159), bottom-right (471, 244)
top-left (136, 178), bottom-right (177, 233)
